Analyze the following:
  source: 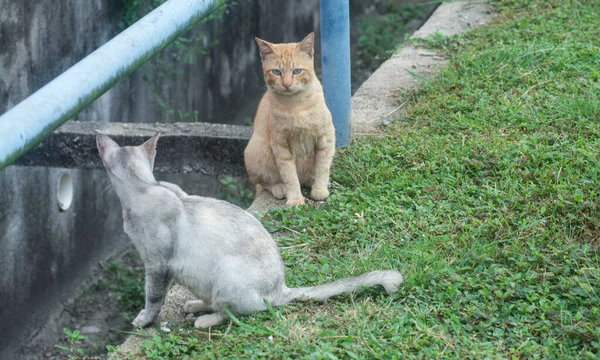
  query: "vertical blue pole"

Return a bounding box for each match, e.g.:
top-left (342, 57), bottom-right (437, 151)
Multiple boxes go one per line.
top-left (320, 0), bottom-right (351, 147)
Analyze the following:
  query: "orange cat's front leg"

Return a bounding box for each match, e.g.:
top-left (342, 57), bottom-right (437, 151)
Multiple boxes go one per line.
top-left (311, 134), bottom-right (335, 201)
top-left (270, 134), bottom-right (304, 206)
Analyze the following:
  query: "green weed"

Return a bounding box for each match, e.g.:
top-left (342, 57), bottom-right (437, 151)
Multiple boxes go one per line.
top-left (55, 328), bottom-right (90, 360)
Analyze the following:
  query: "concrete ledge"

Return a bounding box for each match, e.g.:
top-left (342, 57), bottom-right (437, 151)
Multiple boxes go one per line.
top-left (412, 1), bottom-right (492, 38)
top-left (351, 1), bottom-right (493, 134)
top-left (13, 121), bottom-right (252, 175)
top-left (351, 45), bottom-right (447, 135)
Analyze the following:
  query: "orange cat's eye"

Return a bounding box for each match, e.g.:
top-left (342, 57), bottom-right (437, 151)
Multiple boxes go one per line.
top-left (272, 69), bottom-right (282, 76)
top-left (293, 68), bottom-right (302, 75)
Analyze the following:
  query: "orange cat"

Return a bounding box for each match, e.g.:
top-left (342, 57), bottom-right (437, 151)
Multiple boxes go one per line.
top-left (244, 33), bottom-right (335, 206)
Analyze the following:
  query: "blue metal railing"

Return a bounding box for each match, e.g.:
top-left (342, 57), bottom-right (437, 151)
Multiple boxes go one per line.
top-left (0, 0), bottom-right (223, 171)
top-left (0, 0), bottom-right (351, 172)
top-left (321, 0), bottom-right (351, 147)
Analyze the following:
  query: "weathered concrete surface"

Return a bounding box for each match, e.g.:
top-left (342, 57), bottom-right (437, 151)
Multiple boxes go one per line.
top-left (0, 0), bottom-right (120, 115)
top-left (0, 0), bottom-right (321, 126)
top-left (412, 1), bottom-right (493, 38)
top-left (14, 121), bottom-right (251, 175)
top-left (351, 1), bottom-right (493, 135)
top-left (349, 0), bottom-right (440, 93)
top-left (0, 166), bottom-right (129, 359)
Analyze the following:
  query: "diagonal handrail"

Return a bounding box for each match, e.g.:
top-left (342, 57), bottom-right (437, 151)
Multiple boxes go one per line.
top-left (0, 0), bottom-right (224, 172)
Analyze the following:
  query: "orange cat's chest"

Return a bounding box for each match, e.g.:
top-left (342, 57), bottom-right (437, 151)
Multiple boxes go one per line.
top-left (271, 105), bottom-right (325, 134)
top-left (288, 130), bottom-right (317, 157)
top-left (270, 107), bottom-right (324, 157)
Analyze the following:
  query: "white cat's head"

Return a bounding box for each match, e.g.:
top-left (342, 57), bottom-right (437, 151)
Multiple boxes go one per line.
top-left (96, 133), bottom-right (160, 185)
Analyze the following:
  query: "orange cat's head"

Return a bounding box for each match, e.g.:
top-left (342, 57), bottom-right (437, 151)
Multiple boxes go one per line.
top-left (255, 33), bottom-right (316, 96)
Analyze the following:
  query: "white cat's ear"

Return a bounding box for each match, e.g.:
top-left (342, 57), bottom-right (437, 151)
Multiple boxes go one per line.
top-left (255, 37), bottom-right (274, 59)
top-left (142, 132), bottom-right (160, 169)
top-left (298, 32), bottom-right (315, 57)
top-left (96, 134), bottom-right (119, 159)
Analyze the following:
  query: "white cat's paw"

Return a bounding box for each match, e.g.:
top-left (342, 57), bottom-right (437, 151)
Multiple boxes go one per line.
top-left (132, 309), bottom-right (154, 328)
top-left (184, 300), bottom-right (211, 313)
top-left (286, 198), bottom-right (305, 206)
top-left (194, 313), bottom-right (228, 329)
top-left (310, 188), bottom-right (329, 201)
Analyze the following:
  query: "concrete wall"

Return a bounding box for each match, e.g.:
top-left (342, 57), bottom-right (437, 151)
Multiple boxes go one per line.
top-left (0, 166), bottom-right (127, 357)
top-left (0, 166), bottom-right (225, 358)
top-left (0, 0), bottom-right (121, 116)
top-left (0, 0), bottom-right (320, 126)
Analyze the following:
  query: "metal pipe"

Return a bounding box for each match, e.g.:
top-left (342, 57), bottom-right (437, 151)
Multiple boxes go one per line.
top-left (0, 0), bottom-right (223, 172)
top-left (320, 0), bottom-right (351, 147)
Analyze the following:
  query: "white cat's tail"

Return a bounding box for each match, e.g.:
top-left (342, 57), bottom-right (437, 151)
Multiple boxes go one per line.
top-left (281, 270), bottom-right (403, 304)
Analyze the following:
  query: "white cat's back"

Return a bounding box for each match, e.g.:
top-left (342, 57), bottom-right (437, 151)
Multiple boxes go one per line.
top-left (169, 195), bottom-right (284, 299)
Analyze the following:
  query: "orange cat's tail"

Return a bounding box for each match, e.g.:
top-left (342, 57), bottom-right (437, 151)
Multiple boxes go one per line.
top-left (280, 270), bottom-right (403, 304)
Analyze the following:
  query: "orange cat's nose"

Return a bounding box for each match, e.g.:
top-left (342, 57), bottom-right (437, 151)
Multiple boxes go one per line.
top-left (282, 82), bottom-right (292, 89)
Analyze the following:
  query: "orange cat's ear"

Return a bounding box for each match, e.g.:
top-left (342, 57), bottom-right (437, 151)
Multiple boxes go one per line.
top-left (255, 37), bottom-right (274, 60)
top-left (298, 32), bottom-right (315, 57)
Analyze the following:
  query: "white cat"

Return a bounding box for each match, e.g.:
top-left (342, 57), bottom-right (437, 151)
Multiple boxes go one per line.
top-left (97, 133), bottom-right (403, 328)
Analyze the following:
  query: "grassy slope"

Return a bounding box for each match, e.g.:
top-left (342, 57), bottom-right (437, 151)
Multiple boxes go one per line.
top-left (118, 0), bottom-right (600, 358)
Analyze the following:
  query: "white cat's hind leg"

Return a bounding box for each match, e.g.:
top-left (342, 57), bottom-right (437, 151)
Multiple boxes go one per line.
top-left (194, 312), bottom-right (229, 328)
top-left (184, 300), bottom-right (212, 314)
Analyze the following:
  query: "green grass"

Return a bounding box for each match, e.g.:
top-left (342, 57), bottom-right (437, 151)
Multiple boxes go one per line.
top-left (102, 252), bottom-right (145, 321)
top-left (111, 0), bottom-right (600, 358)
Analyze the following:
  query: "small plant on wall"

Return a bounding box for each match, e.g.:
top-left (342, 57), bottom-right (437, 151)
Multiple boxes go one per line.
top-left (119, 0), bottom-right (230, 121)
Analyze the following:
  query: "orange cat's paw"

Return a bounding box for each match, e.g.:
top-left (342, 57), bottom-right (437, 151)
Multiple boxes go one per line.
top-left (310, 188), bottom-right (329, 201)
top-left (286, 198), bottom-right (305, 206)
top-left (269, 184), bottom-right (286, 199)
